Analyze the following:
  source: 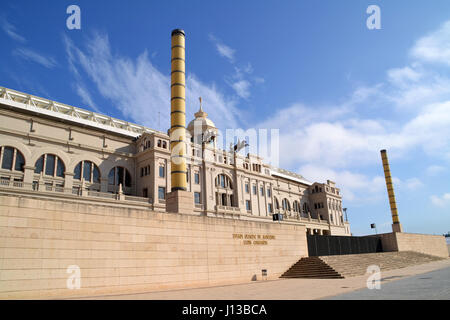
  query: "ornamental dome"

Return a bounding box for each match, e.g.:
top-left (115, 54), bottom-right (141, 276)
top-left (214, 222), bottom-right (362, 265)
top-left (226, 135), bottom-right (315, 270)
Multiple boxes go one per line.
top-left (187, 98), bottom-right (218, 145)
top-left (187, 98), bottom-right (217, 134)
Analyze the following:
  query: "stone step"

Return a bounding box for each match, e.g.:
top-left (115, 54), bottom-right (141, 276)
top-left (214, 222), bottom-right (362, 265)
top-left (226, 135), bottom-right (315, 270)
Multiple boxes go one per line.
top-left (281, 251), bottom-right (445, 279)
top-left (282, 274), bottom-right (344, 278)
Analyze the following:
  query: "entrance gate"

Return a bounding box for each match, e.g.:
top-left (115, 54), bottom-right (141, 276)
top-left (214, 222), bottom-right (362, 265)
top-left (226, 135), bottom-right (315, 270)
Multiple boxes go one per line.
top-left (307, 234), bottom-right (383, 257)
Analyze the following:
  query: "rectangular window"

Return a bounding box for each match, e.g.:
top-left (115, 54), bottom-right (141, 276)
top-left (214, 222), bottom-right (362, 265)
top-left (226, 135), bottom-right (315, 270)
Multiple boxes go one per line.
top-left (246, 200), bottom-right (251, 211)
top-left (245, 183), bottom-right (249, 193)
top-left (45, 155), bottom-right (55, 176)
top-left (108, 168), bottom-right (115, 185)
top-left (260, 187), bottom-right (264, 196)
top-left (158, 187), bottom-right (166, 200)
top-left (268, 203), bottom-right (273, 213)
top-left (56, 159), bottom-right (64, 178)
top-left (34, 156), bottom-right (44, 174)
top-left (159, 165), bottom-right (165, 178)
top-left (267, 188), bottom-right (271, 197)
top-left (194, 173), bottom-right (200, 184)
top-left (117, 166), bottom-right (124, 186)
top-left (1, 147), bottom-right (13, 170)
top-left (74, 162), bottom-right (81, 180)
top-left (83, 161), bottom-right (91, 181)
top-left (252, 185), bottom-right (257, 195)
top-left (93, 166), bottom-right (100, 183)
top-left (12, 149), bottom-right (23, 171)
top-left (194, 192), bottom-right (201, 204)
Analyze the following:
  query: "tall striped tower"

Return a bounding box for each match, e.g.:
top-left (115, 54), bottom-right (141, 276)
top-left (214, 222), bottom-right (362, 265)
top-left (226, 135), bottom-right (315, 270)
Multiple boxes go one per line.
top-left (170, 29), bottom-right (187, 192)
top-left (380, 149), bottom-right (403, 232)
top-left (166, 29), bottom-right (193, 214)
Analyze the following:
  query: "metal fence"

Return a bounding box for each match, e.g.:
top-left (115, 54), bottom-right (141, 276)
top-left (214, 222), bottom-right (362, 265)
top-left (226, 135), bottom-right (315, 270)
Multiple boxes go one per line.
top-left (307, 234), bottom-right (383, 256)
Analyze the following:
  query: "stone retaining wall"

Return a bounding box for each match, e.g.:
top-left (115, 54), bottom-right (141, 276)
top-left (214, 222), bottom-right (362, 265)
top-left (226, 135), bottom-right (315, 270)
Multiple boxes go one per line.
top-left (378, 232), bottom-right (448, 258)
top-left (0, 193), bottom-right (308, 299)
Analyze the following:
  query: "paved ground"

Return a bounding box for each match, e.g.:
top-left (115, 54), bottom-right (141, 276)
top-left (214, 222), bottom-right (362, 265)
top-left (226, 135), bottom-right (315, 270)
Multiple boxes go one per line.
top-left (73, 258), bottom-right (450, 300)
top-left (326, 265), bottom-right (450, 300)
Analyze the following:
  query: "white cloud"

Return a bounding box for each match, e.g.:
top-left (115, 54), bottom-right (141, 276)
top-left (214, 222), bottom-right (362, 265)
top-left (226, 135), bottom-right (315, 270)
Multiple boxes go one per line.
top-left (64, 33), bottom-right (239, 131)
top-left (411, 21), bottom-right (450, 65)
top-left (231, 80), bottom-right (251, 99)
top-left (209, 35), bottom-right (264, 99)
top-left (262, 98), bottom-right (450, 178)
top-left (402, 178), bottom-right (423, 191)
top-left (430, 193), bottom-right (450, 207)
top-left (387, 66), bottom-right (422, 87)
top-left (1, 18), bottom-right (26, 43)
top-left (426, 165), bottom-right (447, 176)
top-left (254, 20), bottom-right (450, 203)
top-left (216, 43), bottom-right (235, 61)
top-left (298, 164), bottom-right (385, 203)
top-left (209, 34), bottom-right (235, 62)
top-left (256, 18), bottom-right (450, 170)
top-left (75, 84), bottom-right (100, 113)
top-left (13, 48), bottom-right (57, 68)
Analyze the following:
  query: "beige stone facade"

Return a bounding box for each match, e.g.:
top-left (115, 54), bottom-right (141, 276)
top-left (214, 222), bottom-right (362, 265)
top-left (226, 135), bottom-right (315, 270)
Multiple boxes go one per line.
top-left (0, 86), bottom-right (351, 236)
top-left (0, 193), bottom-right (307, 299)
top-left (0, 85), bottom-right (350, 298)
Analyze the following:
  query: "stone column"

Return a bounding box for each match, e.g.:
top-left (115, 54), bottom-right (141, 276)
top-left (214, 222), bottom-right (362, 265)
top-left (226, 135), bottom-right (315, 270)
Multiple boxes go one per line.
top-left (23, 165), bottom-right (35, 189)
top-left (100, 177), bottom-right (108, 193)
top-left (64, 172), bottom-right (74, 193)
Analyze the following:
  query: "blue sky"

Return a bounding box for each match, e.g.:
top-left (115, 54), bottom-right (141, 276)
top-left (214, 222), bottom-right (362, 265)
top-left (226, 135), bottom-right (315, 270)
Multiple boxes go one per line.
top-left (1, 0), bottom-right (450, 236)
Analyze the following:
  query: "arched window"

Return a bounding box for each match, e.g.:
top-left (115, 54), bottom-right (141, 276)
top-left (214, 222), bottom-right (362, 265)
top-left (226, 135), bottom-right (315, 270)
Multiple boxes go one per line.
top-left (34, 154), bottom-right (65, 178)
top-left (293, 200), bottom-right (300, 213)
top-left (0, 146), bottom-right (25, 172)
top-left (215, 174), bottom-right (232, 189)
top-left (303, 203), bottom-right (309, 214)
top-left (74, 161), bottom-right (100, 183)
top-left (108, 166), bottom-right (131, 187)
top-left (274, 198), bottom-right (280, 210)
top-left (215, 174), bottom-right (234, 207)
top-left (282, 198), bottom-right (291, 211)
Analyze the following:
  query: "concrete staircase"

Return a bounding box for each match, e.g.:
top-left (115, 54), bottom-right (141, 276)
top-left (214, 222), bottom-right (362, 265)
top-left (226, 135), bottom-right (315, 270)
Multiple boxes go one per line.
top-left (280, 256), bottom-right (344, 279)
top-left (281, 251), bottom-right (444, 279)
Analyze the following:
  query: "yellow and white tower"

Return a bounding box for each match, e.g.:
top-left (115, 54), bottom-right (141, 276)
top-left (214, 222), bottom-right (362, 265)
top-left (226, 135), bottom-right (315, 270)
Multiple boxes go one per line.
top-left (170, 29), bottom-right (188, 192)
top-left (166, 29), bottom-right (194, 214)
top-left (380, 149), bottom-right (403, 232)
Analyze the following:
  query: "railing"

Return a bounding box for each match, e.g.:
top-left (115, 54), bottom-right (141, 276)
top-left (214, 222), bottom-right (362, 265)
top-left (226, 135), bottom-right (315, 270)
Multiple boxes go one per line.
top-left (216, 205), bottom-right (240, 215)
top-left (44, 185), bottom-right (65, 193)
top-left (0, 180), bottom-right (153, 206)
top-left (272, 210), bottom-right (326, 224)
top-left (124, 195), bottom-right (152, 203)
top-left (0, 85), bottom-right (163, 138)
top-left (1, 179), bottom-right (24, 188)
top-left (87, 190), bottom-right (116, 199)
